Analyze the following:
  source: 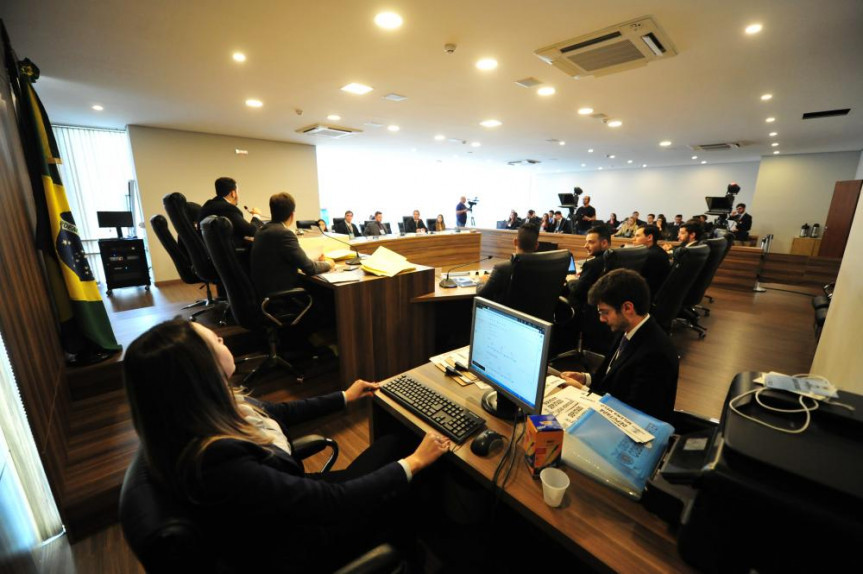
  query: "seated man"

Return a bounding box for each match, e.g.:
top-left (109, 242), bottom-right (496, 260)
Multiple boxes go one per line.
top-left (251, 192), bottom-right (333, 298)
top-left (632, 224), bottom-right (671, 298)
top-left (666, 214), bottom-right (684, 240)
top-left (477, 222), bottom-right (539, 304)
top-left (566, 224), bottom-right (611, 308)
top-left (551, 210), bottom-right (572, 234)
top-left (363, 211), bottom-right (387, 236)
top-left (333, 210), bottom-right (360, 238)
top-left (526, 209), bottom-right (542, 226)
top-left (560, 269), bottom-right (679, 422)
top-left (199, 177), bottom-right (262, 247)
top-left (405, 210), bottom-right (428, 233)
top-left (728, 203), bottom-right (752, 240)
top-left (664, 219), bottom-right (704, 256)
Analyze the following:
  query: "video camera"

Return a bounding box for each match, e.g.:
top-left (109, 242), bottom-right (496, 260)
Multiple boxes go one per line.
top-left (467, 197), bottom-right (479, 211)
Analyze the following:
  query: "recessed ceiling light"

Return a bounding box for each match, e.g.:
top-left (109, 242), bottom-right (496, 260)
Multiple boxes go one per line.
top-left (232, 52), bottom-right (246, 62)
top-left (577, 107), bottom-right (594, 115)
top-left (341, 82), bottom-right (373, 95)
top-left (771, 142), bottom-right (779, 147)
top-left (470, 142), bottom-right (481, 148)
top-left (434, 134), bottom-right (445, 141)
top-left (476, 58), bottom-right (498, 71)
top-left (769, 132), bottom-right (778, 137)
top-left (627, 160), bottom-right (633, 164)
top-left (608, 154), bottom-right (616, 159)
top-left (91, 104), bottom-right (104, 111)
top-left (701, 160), bottom-right (707, 164)
top-left (745, 23), bottom-right (763, 35)
top-left (374, 12), bottom-right (403, 29)
top-left (327, 114), bottom-right (341, 121)
top-left (761, 93), bottom-right (773, 101)
top-left (480, 119), bottom-right (502, 128)
top-left (598, 167), bottom-right (603, 171)
top-left (659, 140), bottom-right (672, 147)
top-left (773, 151), bottom-right (780, 155)
top-left (245, 99), bottom-right (263, 108)
top-left (587, 148), bottom-right (594, 153)
top-left (559, 141), bottom-right (566, 146)
top-left (607, 120), bottom-right (622, 128)
top-left (691, 155), bottom-right (698, 160)
top-left (642, 164), bottom-right (647, 168)
top-left (537, 86), bottom-right (556, 96)
top-left (765, 117), bottom-right (775, 123)
top-left (581, 163), bottom-right (587, 167)
top-left (387, 125), bottom-right (400, 132)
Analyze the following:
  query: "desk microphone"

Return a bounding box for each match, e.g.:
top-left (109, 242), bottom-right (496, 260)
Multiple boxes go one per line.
top-left (307, 226), bottom-right (364, 266)
top-left (243, 205), bottom-right (267, 228)
top-left (440, 255), bottom-right (493, 288)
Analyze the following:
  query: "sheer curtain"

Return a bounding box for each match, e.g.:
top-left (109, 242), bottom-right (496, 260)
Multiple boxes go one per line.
top-left (52, 126), bottom-right (139, 284)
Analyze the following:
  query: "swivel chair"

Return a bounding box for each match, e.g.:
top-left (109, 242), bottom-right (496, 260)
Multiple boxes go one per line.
top-left (501, 249), bottom-right (572, 323)
top-left (677, 237), bottom-right (729, 337)
top-left (602, 246), bottom-right (648, 274)
top-left (651, 245), bottom-right (709, 334)
top-left (397, 221), bottom-right (405, 234)
top-left (149, 214), bottom-right (211, 311)
top-left (201, 215), bottom-right (313, 385)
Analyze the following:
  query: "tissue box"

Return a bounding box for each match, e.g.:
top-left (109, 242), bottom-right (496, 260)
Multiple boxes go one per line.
top-left (524, 414), bottom-right (563, 477)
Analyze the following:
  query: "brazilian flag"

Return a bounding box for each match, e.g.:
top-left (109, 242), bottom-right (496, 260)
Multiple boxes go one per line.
top-left (11, 54), bottom-right (120, 363)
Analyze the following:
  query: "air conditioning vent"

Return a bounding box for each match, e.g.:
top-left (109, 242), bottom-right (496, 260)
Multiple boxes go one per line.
top-left (535, 16), bottom-right (677, 78)
top-left (689, 142), bottom-right (742, 151)
top-left (507, 159), bottom-right (541, 166)
top-left (295, 124), bottom-right (361, 139)
top-left (802, 108), bottom-right (850, 120)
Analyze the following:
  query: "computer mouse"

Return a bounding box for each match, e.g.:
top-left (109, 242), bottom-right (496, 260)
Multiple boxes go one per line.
top-left (470, 429), bottom-right (505, 456)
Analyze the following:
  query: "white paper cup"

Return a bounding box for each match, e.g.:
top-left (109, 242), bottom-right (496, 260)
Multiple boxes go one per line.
top-left (540, 467), bottom-right (570, 507)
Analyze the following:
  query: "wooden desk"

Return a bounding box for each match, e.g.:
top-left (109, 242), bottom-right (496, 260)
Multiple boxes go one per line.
top-left (350, 231), bottom-right (482, 271)
top-left (372, 362), bottom-right (693, 573)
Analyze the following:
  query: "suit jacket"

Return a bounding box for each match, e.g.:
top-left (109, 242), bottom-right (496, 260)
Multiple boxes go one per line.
top-left (590, 317), bottom-right (679, 422)
top-left (189, 393), bottom-right (409, 572)
top-left (641, 244), bottom-right (671, 300)
top-left (363, 220), bottom-right (386, 236)
top-left (729, 212), bottom-right (752, 232)
top-left (566, 252), bottom-right (604, 306)
top-left (505, 218), bottom-right (522, 230)
top-left (552, 218), bottom-right (572, 234)
top-left (333, 220), bottom-right (360, 238)
top-left (199, 196), bottom-right (259, 247)
top-left (251, 222), bottom-right (330, 297)
top-left (476, 259), bottom-right (513, 304)
top-left (405, 218), bottom-right (427, 233)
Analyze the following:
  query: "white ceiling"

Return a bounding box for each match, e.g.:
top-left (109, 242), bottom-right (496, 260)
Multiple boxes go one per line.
top-left (4, 0), bottom-right (863, 173)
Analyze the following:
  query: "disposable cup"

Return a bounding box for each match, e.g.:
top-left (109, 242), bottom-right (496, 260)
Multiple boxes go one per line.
top-left (540, 467), bottom-right (570, 507)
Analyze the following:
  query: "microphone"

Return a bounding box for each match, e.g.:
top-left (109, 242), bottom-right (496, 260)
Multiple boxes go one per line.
top-left (440, 255), bottom-right (493, 288)
top-left (308, 226), bottom-right (364, 266)
top-left (243, 205), bottom-right (266, 228)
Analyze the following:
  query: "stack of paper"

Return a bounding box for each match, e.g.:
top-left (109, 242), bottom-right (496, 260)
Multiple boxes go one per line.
top-left (324, 248), bottom-right (357, 261)
top-left (429, 346), bottom-right (483, 387)
top-left (361, 246), bottom-right (416, 277)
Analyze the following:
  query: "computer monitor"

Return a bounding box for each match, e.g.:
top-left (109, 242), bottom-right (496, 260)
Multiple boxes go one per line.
top-left (97, 210), bottom-right (133, 238)
top-left (705, 196), bottom-right (733, 214)
top-left (468, 297), bottom-right (552, 419)
top-left (558, 193), bottom-right (576, 207)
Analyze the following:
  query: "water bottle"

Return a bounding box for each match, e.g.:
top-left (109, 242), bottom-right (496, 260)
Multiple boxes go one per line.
top-left (811, 223), bottom-right (821, 238)
top-left (800, 223), bottom-right (810, 237)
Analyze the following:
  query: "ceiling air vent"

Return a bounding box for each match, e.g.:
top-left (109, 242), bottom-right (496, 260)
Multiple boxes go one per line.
top-left (295, 124), bottom-right (361, 139)
top-left (689, 142), bottom-right (742, 151)
top-left (802, 108), bottom-right (850, 120)
top-left (535, 16), bottom-right (677, 78)
top-left (507, 159), bottom-right (541, 166)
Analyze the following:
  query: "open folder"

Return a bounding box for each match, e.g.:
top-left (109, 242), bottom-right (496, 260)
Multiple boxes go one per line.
top-left (361, 246), bottom-right (416, 277)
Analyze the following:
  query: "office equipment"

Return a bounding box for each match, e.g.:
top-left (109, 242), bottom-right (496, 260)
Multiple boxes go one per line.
top-left (97, 238), bottom-right (150, 295)
top-left (97, 210), bottom-right (133, 238)
top-left (468, 297), bottom-right (552, 418)
top-left (470, 429), bottom-right (504, 456)
top-left (380, 373), bottom-right (485, 444)
top-left (296, 219), bottom-right (318, 230)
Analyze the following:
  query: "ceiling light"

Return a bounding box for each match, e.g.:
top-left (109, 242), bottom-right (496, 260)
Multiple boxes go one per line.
top-left (745, 23), bottom-right (763, 35)
top-left (607, 120), bottom-right (622, 128)
top-left (761, 93), bottom-right (773, 101)
top-left (387, 125), bottom-right (400, 132)
top-left (232, 52), bottom-right (246, 62)
top-left (383, 93), bottom-right (407, 102)
top-left (769, 132), bottom-right (778, 137)
top-left (587, 148), bottom-right (594, 153)
top-left (470, 142), bottom-right (481, 148)
top-left (701, 160), bottom-right (707, 164)
top-left (642, 164), bottom-right (647, 168)
top-left (598, 167), bottom-right (603, 170)
top-left (537, 86), bottom-right (556, 96)
top-left (475, 58), bottom-right (498, 71)
top-left (91, 104), bottom-right (104, 111)
top-left (245, 99), bottom-right (263, 108)
top-left (627, 160), bottom-right (633, 164)
top-left (581, 163), bottom-right (587, 167)
top-left (765, 116), bottom-right (775, 123)
top-left (773, 151), bottom-right (780, 155)
top-left (374, 12), bottom-right (403, 29)
top-left (691, 155), bottom-right (698, 160)
top-left (577, 107), bottom-right (594, 115)
top-left (341, 82), bottom-right (373, 95)
top-left (327, 114), bottom-right (341, 121)
top-left (480, 119), bottom-right (502, 128)
top-left (771, 142), bottom-right (779, 147)
top-left (434, 134), bottom-right (445, 141)
top-left (559, 141), bottom-right (566, 146)
top-left (659, 140), bottom-right (672, 147)
top-left (608, 154), bottom-right (616, 159)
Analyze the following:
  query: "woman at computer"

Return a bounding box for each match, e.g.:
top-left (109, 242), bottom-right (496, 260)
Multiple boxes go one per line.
top-left (434, 213), bottom-right (446, 231)
top-left (124, 319), bottom-right (450, 571)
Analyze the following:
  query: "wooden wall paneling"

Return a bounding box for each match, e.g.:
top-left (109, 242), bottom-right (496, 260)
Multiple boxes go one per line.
top-left (819, 180), bottom-right (862, 258)
top-left (760, 254), bottom-right (841, 288)
top-left (351, 232), bottom-right (482, 271)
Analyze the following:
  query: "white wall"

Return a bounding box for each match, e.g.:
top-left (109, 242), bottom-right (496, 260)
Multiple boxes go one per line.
top-left (128, 126), bottom-right (319, 282)
top-left (855, 150), bottom-right (863, 179)
top-left (750, 151), bottom-right (860, 254)
top-left (316, 147), bottom-right (532, 230)
top-left (810, 185), bottom-right (863, 393)
top-left (531, 162), bottom-right (760, 225)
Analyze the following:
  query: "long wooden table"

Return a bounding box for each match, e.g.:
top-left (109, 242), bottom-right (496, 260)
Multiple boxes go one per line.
top-left (350, 230), bottom-right (482, 272)
top-left (372, 362), bottom-right (694, 573)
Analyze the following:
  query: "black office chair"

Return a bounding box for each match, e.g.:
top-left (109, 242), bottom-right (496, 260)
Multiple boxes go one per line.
top-left (536, 241), bottom-right (559, 252)
top-left (425, 218), bottom-right (437, 231)
top-left (201, 215), bottom-right (313, 385)
top-left (677, 237), bottom-right (729, 337)
top-left (397, 221), bottom-right (405, 234)
top-left (697, 232), bottom-right (734, 309)
top-left (150, 214), bottom-right (213, 311)
top-left (501, 250), bottom-right (572, 323)
top-left (163, 192), bottom-right (227, 322)
top-left (332, 217), bottom-right (346, 232)
top-left (603, 246), bottom-right (648, 274)
top-left (384, 222), bottom-right (392, 235)
top-left (651, 245), bottom-right (710, 334)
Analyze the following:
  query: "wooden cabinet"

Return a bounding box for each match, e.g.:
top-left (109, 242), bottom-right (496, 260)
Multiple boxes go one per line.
top-left (790, 237), bottom-right (822, 256)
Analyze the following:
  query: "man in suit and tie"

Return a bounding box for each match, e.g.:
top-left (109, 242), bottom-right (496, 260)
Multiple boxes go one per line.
top-left (551, 210), bottom-right (572, 234)
top-left (363, 211), bottom-right (387, 236)
top-left (728, 203), bottom-right (753, 240)
top-left (664, 219), bottom-right (704, 256)
top-left (199, 177), bottom-right (262, 247)
top-left (566, 224), bottom-right (610, 308)
top-left (632, 224), bottom-right (671, 299)
top-left (405, 210), bottom-right (428, 233)
top-left (477, 222), bottom-right (539, 304)
top-left (560, 269), bottom-right (679, 422)
top-left (333, 210), bottom-right (361, 238)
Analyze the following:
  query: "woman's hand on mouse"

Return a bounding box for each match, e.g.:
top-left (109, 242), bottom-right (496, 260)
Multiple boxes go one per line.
top-left (405, 432), bottom-right (451, 474)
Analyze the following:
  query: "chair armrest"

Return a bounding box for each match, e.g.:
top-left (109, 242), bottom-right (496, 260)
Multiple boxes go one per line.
top-left (670, 409), bottom-right (718, 434)
top-left (333, 543), bottom-right (403, 574)
top-left (293, 435), bottom-right (339, 473)
top-left (554, 296), bottom-right (575, 325)
top-left (261, 288), bottom-right (313, 327)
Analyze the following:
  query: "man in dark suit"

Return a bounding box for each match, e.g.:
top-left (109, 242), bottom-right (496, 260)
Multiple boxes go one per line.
top-left (633, 224), bottom-right (671, 299)
top-left (333, 210), bottom-right (361, 238)
top-left (566, 224), bottom-right (610, 307)
top-left (363, 211), bottom-right (387, 236)
top-left (477, 222), bottom-right (539, 303)
top-left (251, 192), bottom-right (333, 298)
top-left (561, 269), bottom-right (679, 422)
top-left (664, 219), bottom-right (704, 257)
top-left (666, 214), bottom-right (684, 240)
top-left (526, 209), bottom-right (542, 226)
top-left (728, 203), bottom-right (752, 240)
top-left (199, 177), bottom-right (262, 247)
top-left (551, 210), bottom-right (572, 234)
top-left (405, 210), bottom-right (428, 233)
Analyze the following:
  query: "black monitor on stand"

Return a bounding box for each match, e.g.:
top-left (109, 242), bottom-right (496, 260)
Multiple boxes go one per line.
top-left (97, 211), bottom-right (133, 238)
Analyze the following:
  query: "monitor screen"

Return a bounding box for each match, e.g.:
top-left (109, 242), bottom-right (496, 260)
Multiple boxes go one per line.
top-left (468, 297), bottom-right (552, 418)
top-left (705, 196), bottom-right (733, 212)
top-left (96, 211), bottom-right (133, 229)
top-left (558, 193), bottom-right (576, 207)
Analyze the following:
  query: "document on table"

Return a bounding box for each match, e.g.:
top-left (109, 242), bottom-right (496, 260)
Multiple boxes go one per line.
top-left (324, 248), bottom-right (357, 261)
top-left (318, 269), bottom-right (364, 283)
top-left (361, 246), bottom-right (416, 277)
top-left (542, 385), bottom-right (598, 429)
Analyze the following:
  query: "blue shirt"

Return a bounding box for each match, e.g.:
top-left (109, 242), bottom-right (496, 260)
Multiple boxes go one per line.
top-left (456, 202), bottom-right (467, 225)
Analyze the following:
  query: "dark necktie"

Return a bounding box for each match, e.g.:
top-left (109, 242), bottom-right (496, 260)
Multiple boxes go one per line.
top-left (607, 335), bottom-right (629, 373)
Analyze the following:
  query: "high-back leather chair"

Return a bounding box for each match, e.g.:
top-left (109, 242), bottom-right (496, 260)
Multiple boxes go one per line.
top-left (150, 214), bottom-right (217, 313)
top-left (651, 244), bottom-right (709, 334)
top-left (603, 246), bottom-right (648, 274)
top-left (502, 250), bottom-right (572, 323)
top-left (678, 237), bottom-right (730, 337)
top-left (201, 215), bottom-right (312, 384)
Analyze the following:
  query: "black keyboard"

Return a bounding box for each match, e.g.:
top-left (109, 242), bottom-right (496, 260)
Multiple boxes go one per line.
top-left (381, 374), bottom-right (486, 444)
